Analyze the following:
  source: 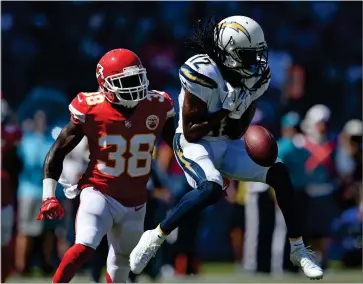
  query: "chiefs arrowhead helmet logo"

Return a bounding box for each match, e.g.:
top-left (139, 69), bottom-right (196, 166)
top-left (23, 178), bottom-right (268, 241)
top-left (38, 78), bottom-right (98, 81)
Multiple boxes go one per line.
top-left (96, 63), bottom-right (105, 79)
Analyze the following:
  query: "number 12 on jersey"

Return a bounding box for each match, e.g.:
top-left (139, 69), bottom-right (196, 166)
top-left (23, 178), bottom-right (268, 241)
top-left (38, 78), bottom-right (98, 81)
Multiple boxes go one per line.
top-left (97, 134), bottom-right (156, 178)
top-left (190, 55), bottom-right (212, 69)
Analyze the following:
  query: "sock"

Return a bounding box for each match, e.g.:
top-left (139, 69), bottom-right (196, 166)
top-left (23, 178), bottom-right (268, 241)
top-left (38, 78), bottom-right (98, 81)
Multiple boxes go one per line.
top-left (159, 181), bottom-right (223, 235)
top-left (266, 162), bottom-right (303, 239)
top-left (175, 254), bottom-right (187, 275)
top-left (106, 271), bottom-right (113, 283)
top-left (156, 224), bottom-right (167, 238)
top-left (289, 237), bottom-right (304, 252)
top-left (53, 244), bottom-right (94, 283)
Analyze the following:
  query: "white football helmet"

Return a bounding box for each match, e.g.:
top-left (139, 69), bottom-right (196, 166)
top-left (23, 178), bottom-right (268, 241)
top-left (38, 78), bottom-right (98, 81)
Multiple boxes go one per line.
top-left (215, 15), bottom-right (268, 77)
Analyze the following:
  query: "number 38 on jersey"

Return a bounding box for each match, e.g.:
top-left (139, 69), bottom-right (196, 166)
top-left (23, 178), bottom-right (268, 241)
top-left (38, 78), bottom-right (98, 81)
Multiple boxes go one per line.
top-left (97, 134), bottom-right (155, 178)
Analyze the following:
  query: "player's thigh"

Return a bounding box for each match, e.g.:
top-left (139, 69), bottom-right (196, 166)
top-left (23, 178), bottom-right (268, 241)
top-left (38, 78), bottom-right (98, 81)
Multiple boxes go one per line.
top-left (220, 139), bottom-right (281, 183)
top-left (75, 187), bottom-right (113, 249)
top-left (1, 205), bottom-right (14, 246)
top-left (107, 204), bottom-right (146, 256)
top-left (173, 133), bottom-right (223, 188)
top-left (106, 205), bottom-right (146, 282)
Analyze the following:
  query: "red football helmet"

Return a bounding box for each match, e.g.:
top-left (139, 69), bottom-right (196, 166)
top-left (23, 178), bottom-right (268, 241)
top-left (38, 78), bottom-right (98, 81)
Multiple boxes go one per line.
top-left (96, 49), bottom-right (149, 108)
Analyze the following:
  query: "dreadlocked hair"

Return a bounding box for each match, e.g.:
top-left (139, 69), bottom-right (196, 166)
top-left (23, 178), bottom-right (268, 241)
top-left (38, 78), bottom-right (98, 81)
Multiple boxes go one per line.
top-left (185, 15), bottom-right (226, 66)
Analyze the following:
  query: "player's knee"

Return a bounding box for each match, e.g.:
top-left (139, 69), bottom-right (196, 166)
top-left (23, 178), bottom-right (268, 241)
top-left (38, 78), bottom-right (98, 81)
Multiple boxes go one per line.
top-left (199, 180), bottom-right (224, 205)
top-left (266, 162), bottom-right (290, 188)
top-left (75, 226), bottom-right (106, 250)
top-left (75, 238), bottom-right (100, 250)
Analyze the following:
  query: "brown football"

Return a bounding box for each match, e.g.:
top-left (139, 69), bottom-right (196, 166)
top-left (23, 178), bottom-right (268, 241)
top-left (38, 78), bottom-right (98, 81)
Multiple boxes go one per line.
top-left (244, 125), bottom-right (278, 167)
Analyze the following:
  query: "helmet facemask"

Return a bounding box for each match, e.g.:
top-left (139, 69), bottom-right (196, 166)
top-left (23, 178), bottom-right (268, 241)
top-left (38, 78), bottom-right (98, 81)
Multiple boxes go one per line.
top-left (103, 66), bottom-right (149, 108)
top-left (221, 37), bottom-right (268, 78)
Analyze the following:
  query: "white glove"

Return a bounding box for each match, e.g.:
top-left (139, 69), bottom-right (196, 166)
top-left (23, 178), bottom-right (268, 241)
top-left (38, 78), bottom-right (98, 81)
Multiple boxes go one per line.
top-left (228, 65), bottom-right (271, 119)
top-left (221, 81), bottom-right (238, 112)
top-left (228, 88), bottom-right (252, 119)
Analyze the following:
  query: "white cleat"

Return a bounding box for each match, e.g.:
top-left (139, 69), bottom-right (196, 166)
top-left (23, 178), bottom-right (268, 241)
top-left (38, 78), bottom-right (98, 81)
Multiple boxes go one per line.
top-left (290, 247), bottom-right (324, 280)
top-left (129, 230), bottom-right (163, 274)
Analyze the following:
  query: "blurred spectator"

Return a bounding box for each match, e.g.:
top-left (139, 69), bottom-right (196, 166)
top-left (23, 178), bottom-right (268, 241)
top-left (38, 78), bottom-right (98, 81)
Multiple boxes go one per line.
top-left (298, 105), bottom-right (339, 268)
top-left (1, 170), bottom-right (14, 282)
top-left (278, 112), bottom-right (302, 156)
top-left (15, 110), bottom-right (54, 275)
top-left (1, 96), bottom-right (22, 209)
top-left (225, 180), bottom-right (246, 271)
top-left (243, 182), bottom-right (276, 274)
top-left (1, 96), bottom-right (22, 281)
top-left (331, 189), bottom-right (362, 268)
top-left (336, 119), bottom-right (362, 211)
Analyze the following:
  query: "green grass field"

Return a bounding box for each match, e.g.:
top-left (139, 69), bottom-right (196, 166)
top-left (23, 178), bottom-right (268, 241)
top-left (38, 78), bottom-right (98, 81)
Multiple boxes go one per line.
top-left (7, 263), bottom-right (362, 283)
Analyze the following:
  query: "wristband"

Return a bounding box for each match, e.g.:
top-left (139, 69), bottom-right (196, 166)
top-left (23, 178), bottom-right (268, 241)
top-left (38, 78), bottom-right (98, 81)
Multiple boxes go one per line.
top-left (43, 178), bottom-right (57, 200)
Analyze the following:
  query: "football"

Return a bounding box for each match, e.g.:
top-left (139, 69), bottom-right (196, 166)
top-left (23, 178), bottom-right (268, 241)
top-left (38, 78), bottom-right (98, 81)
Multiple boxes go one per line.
top-left (244, 125), bottom-right (278, 167)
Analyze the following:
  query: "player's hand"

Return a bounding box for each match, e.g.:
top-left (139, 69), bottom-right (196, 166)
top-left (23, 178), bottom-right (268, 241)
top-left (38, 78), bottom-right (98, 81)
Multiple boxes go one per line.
top-left (246, 65), bottom-right (271, 101)
top-left (37, 197), bottom-right (64, 220)
top-left (221, 82), bottom-right (239, 112)
top-left (228, 88), bottom-right (252, 120)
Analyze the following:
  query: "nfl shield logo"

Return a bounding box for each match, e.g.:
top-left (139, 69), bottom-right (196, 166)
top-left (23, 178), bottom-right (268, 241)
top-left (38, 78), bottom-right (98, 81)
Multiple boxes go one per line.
top-left (125, 120), bottom-right (132, 128)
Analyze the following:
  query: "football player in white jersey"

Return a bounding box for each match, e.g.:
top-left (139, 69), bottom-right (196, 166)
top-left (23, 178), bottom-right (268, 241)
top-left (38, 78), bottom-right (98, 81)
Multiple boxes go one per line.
top-left (130, 15), bottom-right (323, 280)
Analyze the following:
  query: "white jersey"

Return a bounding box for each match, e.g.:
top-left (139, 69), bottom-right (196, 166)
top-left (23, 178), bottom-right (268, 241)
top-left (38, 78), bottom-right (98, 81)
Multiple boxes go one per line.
top-left (176, 54), bottom-right (271, 141)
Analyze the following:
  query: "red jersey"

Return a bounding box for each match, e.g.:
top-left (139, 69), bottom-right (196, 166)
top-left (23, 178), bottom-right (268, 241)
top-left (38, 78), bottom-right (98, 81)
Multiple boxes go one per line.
top-left (69, 90), bottom-right (175, 206)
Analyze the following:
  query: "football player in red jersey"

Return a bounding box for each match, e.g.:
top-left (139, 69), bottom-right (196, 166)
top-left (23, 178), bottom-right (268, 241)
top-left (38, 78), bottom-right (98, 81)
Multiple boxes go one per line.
top-left (36, 49), bottom-right (176, 283)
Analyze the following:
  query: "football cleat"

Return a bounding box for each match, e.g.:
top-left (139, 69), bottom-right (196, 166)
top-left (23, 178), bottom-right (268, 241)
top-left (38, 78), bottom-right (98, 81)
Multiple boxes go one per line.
top-left (129, 230), bottom-right (163, 274)
top-left (290, 246), bottom-right (324, 280)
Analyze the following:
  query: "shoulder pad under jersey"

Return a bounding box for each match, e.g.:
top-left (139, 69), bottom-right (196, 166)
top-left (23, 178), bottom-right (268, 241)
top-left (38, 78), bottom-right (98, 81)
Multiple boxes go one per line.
top-left (69, 92), bottom-right (104, 124)
top-left (146, 90), bottom-right (176, 119)
top-left (179, 54), bottom-right (223, 102)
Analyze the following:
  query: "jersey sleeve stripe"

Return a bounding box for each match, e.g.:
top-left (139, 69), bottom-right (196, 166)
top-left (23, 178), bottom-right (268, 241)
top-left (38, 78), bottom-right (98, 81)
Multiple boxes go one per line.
top-left (167, 108), bottom-right (176, 118)
top-left (173, 133), bottom-right (206, 186)
top-left (69, 104), bottom-right (86, 123)
top-left (179, 64), bottom-right (218, 89)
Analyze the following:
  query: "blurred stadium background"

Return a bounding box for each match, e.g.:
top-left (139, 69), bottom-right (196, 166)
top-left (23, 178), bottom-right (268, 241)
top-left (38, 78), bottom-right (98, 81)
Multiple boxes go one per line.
top-left (1, 1), bottom-right (362, 283)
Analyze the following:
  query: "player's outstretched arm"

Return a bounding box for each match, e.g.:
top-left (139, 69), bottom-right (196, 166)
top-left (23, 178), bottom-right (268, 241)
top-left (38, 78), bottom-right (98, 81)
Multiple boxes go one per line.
top-left (182, 89), bottom-right (230, 142)
top-left (37, 120), bottom-right (84, 220)
top-left (161, 116), bottom-right (176, 150)
top-left (43, 120), bottom-right (84, 198)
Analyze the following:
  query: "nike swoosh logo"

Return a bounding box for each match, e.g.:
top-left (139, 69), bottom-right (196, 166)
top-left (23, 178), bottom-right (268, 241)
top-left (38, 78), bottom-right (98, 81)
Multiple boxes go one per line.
top-left (77, 95), bottom-right (83, 102)
top-left (135, 204), bottom-right (145, 212)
